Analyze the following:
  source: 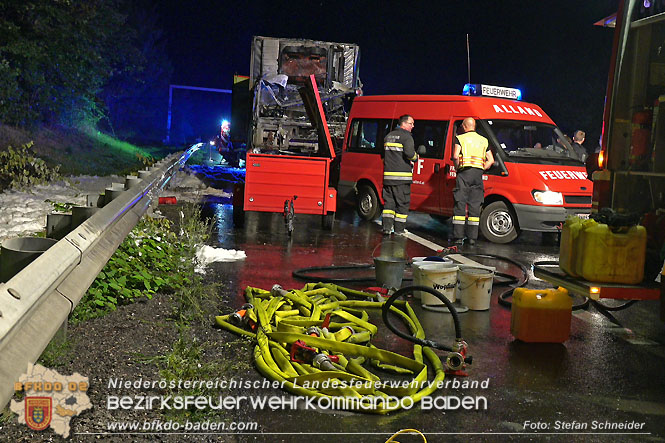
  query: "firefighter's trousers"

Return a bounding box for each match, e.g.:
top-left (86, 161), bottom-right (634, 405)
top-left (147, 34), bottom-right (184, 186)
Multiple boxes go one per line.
top-left (382, 183), bottom-right (411, 233)
top-left (453, 167), bottom-right (484, 240)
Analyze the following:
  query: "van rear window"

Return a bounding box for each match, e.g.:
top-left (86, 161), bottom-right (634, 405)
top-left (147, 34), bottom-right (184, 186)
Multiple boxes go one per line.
top-left (347, 119), bottom-right (391, 153)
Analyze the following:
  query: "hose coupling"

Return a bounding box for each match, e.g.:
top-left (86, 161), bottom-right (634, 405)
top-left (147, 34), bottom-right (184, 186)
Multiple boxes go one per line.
top-left (271, 284), bottom-right (288, 297)
top-left (445, 339), bottom-right (472, 374)
top-left (306, 326), bottom-right (321, 337)
top-left (446, 352), bottom-right (466, 371)
top-left (229, 303), bottom-right (254, 325)
top-left (313, 353), bottom-right (339, 371)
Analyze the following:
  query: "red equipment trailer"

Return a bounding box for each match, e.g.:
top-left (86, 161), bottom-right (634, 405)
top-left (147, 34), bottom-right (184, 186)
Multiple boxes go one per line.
top-left (233, 75), bottom-right (337, 233)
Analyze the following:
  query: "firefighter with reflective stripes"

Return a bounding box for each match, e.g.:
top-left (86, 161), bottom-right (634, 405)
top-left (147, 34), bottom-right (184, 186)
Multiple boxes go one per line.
top-left (382, 115), bottom-right (417, 235)
top-left (452, 117), bottom-right (494, 245)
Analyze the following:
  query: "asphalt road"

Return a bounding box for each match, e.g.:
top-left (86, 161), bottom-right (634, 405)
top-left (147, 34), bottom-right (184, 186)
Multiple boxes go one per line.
top-left (202, 196), bottom-right (665, 441)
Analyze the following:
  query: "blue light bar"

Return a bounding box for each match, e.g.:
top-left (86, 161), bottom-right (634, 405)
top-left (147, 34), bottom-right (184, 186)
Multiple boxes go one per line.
top-left (462, 83), bottom-right (522, 100)
top-left (462, 84), bottom-right (478, 96)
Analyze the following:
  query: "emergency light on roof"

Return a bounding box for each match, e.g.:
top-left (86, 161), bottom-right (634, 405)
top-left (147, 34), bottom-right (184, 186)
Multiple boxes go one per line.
top-left (463, 83), bottom-right (522, 101)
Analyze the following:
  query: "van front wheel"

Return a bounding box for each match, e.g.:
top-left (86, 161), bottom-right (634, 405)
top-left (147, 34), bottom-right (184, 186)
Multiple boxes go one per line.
top-left (480, 201), bottom-right (519, 243)
top-left (357, 184), bottom-right (379, 220)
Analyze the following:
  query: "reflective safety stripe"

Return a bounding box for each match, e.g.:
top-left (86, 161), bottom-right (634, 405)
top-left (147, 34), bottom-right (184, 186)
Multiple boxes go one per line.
top-left (383, 171), bottom-right (412, 181)
top-left (453, 216), bottom-right (466, 221)
top-left (409, 153), bottom-right (418, 161)
top-left (468, 216), bottom-right (480, 222)
top-left (383, 176), bottom-right (412, 181)
top-left (395, 213), bottom-right (408, 220)
top-left (468, 220), bottom-right (479, 226)
top-left (385, 142), bottom-right (404, 151)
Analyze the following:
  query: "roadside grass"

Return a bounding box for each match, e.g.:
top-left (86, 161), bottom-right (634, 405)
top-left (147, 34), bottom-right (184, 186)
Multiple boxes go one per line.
top-left (71, 214), bottom-right (193, 323)
top-left (71, 203), bottom-right (212, 323)
top-left (139, 203), bottom-right (253, 422)
top-left (0, 408), bottom-right (14, 425)
top-left (142, 320), bottom-right (252, 422)
top-left (38, 338), bottom-right (74, 368)
top-left (0, 123), bottom-right (177, 177)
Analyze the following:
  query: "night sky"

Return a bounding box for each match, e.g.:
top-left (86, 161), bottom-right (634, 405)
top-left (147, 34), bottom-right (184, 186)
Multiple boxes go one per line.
top-left (156, 0), bottom-right (618, 146)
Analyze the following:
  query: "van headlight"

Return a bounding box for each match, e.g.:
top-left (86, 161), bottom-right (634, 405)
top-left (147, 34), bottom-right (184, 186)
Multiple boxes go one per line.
top-left (532, 190), bottom-right (563, 205)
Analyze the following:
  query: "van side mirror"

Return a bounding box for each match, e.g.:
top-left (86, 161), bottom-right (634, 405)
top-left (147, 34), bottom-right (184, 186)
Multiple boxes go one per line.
top-left (417, 145), bottom-right (426, 155)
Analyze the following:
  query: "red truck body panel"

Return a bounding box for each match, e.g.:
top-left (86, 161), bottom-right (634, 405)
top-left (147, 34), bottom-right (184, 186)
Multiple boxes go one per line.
top-left (244, 153), bottom-right (335, 214)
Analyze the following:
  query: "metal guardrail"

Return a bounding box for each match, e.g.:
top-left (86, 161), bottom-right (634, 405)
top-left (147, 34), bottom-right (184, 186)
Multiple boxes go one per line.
top-left (0, 146), bottom-right (198, 409)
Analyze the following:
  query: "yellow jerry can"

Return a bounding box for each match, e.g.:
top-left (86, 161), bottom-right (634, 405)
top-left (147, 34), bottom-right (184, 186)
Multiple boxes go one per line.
top-left (511, 287), bottom-right (572, 343)
top-left (576, 219), bottom-right (646, 284)
top-left (559, 216), bottom-right (584, 277)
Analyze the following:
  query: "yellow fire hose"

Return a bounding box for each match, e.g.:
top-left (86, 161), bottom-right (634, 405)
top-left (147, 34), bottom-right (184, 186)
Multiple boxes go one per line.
top-left (215, 282), bottom-right (446, 414)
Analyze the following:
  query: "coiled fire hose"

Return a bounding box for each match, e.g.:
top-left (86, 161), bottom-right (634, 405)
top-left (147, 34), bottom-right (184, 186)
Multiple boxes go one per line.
top-left (216, 282), bottom-right (465, 414)
top-left (382, 285), bottom-right (471, 373)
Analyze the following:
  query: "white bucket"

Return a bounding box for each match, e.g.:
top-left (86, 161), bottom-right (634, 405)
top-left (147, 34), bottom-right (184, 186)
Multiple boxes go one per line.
top-left (419, 263), bottom-right (458, 311)
top-left (411, 257), bottom-right (452, 299)
top-left (458, 266), bottom-right (495, 310)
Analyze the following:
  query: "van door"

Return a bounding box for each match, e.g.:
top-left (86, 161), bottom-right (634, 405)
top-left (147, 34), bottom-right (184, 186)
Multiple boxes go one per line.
top-left (442, 118), bottom-right (502, 215)
top-left (441, 119), bottom-right (465, 215)
top-left (410, 120), bottom-right (449, 212)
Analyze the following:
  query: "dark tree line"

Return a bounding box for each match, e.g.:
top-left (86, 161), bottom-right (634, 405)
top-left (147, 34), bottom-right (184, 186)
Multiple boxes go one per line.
top-left (0, 0), bottom-right (171, 141)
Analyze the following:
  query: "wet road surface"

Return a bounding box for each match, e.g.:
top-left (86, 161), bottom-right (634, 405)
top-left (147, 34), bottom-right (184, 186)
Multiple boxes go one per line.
top-left (197, 187), bottom-right (665, 441)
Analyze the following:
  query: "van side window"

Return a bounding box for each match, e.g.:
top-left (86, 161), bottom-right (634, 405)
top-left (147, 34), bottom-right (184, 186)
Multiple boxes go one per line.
top-left (452, 119), bottom-right (497, 156)
top-left (347, 119), bottom-right (391, 154)
top-left (411, 120), bottom-right (448, 159)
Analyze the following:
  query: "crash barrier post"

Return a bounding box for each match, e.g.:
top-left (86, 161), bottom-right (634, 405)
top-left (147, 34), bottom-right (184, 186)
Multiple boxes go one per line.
top-left (0, 144), bottom-right (200, 409)
top-left (0, 237), bottom-right (59, 283)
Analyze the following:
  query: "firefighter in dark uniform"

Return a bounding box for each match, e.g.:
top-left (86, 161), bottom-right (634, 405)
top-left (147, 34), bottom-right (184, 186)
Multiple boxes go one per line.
top-left (452, 117), bottom-right (494, 245)
top-left (382, 115), bottom-right (417, 235)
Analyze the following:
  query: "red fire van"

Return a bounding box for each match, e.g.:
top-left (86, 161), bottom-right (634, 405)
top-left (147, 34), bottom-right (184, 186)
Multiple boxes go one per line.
top-left (338, 85), bottom-right (593, 243)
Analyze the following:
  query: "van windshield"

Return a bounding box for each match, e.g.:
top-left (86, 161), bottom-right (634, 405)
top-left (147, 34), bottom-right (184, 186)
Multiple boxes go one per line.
top-left (485, 120), bottom-right (584, 163)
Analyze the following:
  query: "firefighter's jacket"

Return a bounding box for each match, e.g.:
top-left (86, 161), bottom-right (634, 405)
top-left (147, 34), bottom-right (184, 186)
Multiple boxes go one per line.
top-left (456, 131), bottom-right (488, 170)
top-left (383, 127), bottom-right (416, 186)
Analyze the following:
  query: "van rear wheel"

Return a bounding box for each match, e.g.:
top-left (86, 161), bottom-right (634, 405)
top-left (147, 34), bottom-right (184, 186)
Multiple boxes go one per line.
top-left (357, 184), bottom-right (379, 220)
top-left (480, 201), bottom-right (519, 243)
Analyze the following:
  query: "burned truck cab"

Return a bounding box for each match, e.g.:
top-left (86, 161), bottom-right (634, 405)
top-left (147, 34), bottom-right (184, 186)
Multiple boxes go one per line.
top-left (247, 36), bottom-right (361, 154)
top-left (232, 37), bottom-right (362, 233)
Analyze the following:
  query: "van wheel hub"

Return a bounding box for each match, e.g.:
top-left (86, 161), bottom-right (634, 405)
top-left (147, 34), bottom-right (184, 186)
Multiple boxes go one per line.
top-left (489, 210), bottom-right (513, 235)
